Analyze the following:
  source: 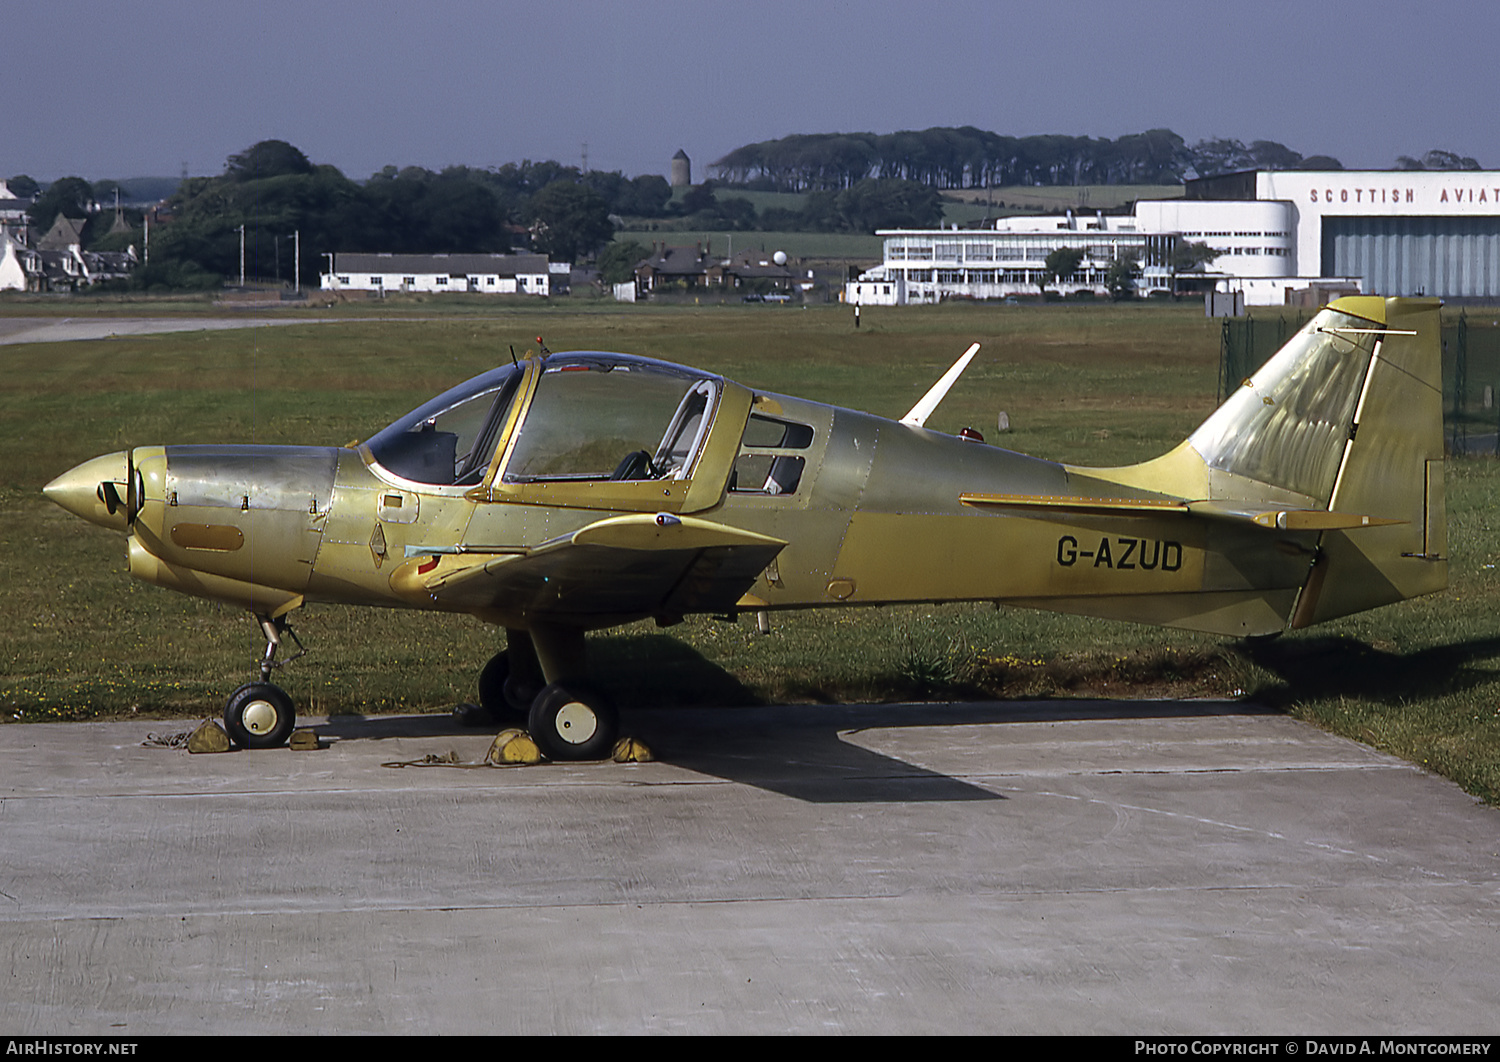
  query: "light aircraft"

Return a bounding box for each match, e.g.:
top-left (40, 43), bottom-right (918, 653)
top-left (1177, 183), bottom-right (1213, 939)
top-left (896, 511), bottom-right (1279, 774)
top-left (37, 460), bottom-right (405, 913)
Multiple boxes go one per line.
top-left (44, 296), bottom-right (1447, 759)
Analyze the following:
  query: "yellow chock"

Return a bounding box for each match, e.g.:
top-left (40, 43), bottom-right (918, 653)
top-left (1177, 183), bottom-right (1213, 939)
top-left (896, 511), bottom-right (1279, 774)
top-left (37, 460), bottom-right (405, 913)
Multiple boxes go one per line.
top-left (612, 736), bottom-right (653, 763)
top-left (487, 728), bottom-right (544, 766)
top-left (288, 729), bottom-right (320, 751)
top-left (186, 721), bottom-right (231, 754)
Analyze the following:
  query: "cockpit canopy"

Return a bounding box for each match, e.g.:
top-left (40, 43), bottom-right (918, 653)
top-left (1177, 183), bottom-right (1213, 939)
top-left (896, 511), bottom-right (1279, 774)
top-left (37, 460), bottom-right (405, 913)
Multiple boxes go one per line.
top-left (367, 362), bottom-right (524, 485)
top-left (365, 354), bottom-right (723, 488)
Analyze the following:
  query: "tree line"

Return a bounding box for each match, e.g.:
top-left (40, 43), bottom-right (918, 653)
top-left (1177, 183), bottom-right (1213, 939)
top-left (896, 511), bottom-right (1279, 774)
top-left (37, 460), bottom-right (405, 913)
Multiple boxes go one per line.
top-left (710, 127), bottom-right (1486, 192)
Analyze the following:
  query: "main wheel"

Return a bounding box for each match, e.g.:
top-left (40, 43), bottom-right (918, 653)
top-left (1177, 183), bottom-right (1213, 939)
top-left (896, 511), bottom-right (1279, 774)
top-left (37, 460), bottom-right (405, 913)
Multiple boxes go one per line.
top-left (527, 683), bottom-right (618, 761)
top-left (224, 682), bottom-right (296, 749)
top-left (477, 651), bottom-right (539, 717)
top-left (477, 652), bottom-right (512, 718)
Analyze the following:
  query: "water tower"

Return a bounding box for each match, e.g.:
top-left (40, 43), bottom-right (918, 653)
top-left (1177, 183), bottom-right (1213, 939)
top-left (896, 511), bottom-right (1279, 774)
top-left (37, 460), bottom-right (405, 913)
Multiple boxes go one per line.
top-left (671, 149), bottom-right (691, 188)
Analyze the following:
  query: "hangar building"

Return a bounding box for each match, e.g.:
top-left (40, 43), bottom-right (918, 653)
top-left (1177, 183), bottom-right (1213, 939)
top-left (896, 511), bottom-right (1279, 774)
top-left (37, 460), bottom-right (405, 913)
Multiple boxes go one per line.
top-left (847, 169), bottom-right (1500, 306)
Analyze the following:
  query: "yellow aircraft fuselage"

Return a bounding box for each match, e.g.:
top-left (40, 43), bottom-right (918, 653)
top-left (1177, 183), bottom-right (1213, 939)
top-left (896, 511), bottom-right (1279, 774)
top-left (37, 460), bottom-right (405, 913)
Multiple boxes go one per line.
top-left (44, 296), bottom-right (1448, 757)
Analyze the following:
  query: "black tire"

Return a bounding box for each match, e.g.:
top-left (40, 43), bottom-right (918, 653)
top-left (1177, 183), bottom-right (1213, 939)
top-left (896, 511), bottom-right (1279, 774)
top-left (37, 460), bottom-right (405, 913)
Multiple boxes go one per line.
top-left (504, 673), bottom-right (543, 713)
top-left (478, 652), bottom-right (536, 716)
top-left (224, 682), bottom-right (296, 749)
top-left (527, 683), bottom-right (618, 761)
top-left (477, 652), bottom-right (511, 716)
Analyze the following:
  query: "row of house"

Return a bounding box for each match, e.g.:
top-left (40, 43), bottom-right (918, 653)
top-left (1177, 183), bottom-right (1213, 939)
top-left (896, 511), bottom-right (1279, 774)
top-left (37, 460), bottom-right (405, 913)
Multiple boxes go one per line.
top-left (1, 215), bottom-right (138, 293)
top-left (626, 242), bottom-right (801, 299)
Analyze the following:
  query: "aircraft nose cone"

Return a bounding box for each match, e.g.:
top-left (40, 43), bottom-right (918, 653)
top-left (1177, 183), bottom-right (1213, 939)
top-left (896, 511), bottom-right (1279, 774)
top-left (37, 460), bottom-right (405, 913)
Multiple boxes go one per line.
top-left (44, 451), bottom-right (132, 531)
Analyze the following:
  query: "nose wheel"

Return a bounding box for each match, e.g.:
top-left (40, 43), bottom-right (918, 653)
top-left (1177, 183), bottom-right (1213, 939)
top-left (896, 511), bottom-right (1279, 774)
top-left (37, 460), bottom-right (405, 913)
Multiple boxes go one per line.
top-left (223, 611), bottom-right (304, 749)
top-left (224, 682), bottom-right (296, 749)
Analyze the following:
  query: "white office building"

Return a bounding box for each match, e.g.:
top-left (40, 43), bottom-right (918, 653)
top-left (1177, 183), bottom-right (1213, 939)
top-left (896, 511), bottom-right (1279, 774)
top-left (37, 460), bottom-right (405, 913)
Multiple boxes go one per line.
top-left (849, 169), bottom-right (1500, 306)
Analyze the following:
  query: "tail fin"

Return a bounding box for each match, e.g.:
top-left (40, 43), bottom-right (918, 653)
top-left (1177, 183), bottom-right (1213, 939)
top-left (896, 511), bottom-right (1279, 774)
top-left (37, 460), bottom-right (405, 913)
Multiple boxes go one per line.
top-left (1190, 295), bottom-right (1447, 624)
top-left (1082, 295), bottom-right (1447, 631)
top-left (1286, 296), bottom-right (1446, 624)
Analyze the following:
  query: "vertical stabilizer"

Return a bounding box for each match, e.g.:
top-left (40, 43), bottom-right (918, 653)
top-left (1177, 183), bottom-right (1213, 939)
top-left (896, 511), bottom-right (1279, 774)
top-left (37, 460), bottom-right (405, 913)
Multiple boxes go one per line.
top-left (1293, 296), bottom-right (1447, 625)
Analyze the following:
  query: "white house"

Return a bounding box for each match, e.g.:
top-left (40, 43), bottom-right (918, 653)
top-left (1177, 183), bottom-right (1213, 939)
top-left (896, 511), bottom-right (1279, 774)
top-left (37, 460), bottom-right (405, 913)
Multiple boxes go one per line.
top-left (321, 253), bottom-right (561, 296)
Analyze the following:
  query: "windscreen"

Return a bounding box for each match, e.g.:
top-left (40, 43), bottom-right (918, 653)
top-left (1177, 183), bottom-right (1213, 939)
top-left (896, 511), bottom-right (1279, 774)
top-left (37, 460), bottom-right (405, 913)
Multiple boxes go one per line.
top-left (366, 363), bottom-right (524, 485)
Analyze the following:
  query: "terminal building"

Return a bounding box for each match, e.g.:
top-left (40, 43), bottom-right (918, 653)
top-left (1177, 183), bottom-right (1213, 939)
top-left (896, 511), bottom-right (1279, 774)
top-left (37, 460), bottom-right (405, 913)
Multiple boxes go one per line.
top-left (847, 169), bottom-right (1500, 306)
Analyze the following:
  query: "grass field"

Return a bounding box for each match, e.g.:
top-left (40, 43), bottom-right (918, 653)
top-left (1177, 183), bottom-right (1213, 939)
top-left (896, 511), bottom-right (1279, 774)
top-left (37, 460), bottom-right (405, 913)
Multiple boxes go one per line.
top-left (3, 299), bottom-right (1498, 803)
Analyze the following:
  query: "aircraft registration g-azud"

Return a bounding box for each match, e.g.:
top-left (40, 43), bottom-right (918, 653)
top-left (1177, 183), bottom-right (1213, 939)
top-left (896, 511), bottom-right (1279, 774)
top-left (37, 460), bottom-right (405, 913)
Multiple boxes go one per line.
top-left (45, 295), bottom-right (1447, 759)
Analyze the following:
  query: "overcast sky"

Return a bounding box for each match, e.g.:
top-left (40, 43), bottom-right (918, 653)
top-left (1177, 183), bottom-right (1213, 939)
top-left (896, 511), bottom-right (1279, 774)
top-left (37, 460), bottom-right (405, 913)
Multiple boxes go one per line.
top-left (11, 0), bottom-right (1497, 183)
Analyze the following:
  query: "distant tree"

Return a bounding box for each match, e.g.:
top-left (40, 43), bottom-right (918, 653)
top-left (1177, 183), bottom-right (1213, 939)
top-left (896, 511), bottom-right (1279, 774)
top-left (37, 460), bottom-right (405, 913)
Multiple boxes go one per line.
top-left (710, 126), bottom-right (1365, 189)
top-left (622, 174), bottom-right (671, 217)
top-left (28, 177), bottom-right (94, 232)
top-left (225, 140), bottom-right (314, 182)
top-left (1247, 140), bottom-right (1305, 171)
top-left (1187, 136), bottom-right (1307, 176)
top-left (7, 174), bottom-right (40, 199)
top-left (834, 178), bottom-right (942, 231)
top-left (1043, 247), bottom-right (1084, 288)
top-left (678, 180), bottom-right (719, 215)
top-left (713, 196), bottom-right (758, 230)
top-left (580, 170), bottom-right (672, 218)
top-left (757, 205), bottom-right (804, 231)
top-left (1106, 254), bottom-right (1141, 301)
top-left (1170, 240), bottom-right (1218, 274)
top-left (527, 180), bottom-right (613, 261)
top-left (405, 174), bottom-right (511, 253)
top-left (1416, 149), bottom-right (1476, 170)
top-left (1296, 155), bottom-right (1343, 170)
top-left (597, 239), bottom-right (650, 285)
top-left (1189, 138), bottom-right (1255, 178)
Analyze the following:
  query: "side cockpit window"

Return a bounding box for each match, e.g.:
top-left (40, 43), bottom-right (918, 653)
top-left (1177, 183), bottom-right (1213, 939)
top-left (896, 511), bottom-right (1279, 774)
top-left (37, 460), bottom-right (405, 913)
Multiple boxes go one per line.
top-left (503, 359), bottom-right (720, 483)
top-left (731, 412), bottom-right (814, 495)
top-left (366, 364), bottom-right (523, 486)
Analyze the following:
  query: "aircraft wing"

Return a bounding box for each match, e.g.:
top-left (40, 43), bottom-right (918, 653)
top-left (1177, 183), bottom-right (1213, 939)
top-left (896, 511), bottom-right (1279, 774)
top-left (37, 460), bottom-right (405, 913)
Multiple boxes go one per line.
top-left (388, 513), bottom-right (787, 620)
top-left (958, 493), bottom-right (1403, 530)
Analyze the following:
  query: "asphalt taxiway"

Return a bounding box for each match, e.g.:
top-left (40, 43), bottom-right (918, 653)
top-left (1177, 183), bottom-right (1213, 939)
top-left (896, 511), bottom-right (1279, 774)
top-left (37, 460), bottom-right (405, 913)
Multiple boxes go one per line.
top-left (0, 316), bottom-right (330, 346)
top-left (2, 699), bottom-right (1496, 1034)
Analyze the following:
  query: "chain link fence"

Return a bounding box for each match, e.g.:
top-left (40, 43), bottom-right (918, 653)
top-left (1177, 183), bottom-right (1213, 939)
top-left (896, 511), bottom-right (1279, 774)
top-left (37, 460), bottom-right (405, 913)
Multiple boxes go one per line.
top-left (1220, 310), bottom-right (1500, 456)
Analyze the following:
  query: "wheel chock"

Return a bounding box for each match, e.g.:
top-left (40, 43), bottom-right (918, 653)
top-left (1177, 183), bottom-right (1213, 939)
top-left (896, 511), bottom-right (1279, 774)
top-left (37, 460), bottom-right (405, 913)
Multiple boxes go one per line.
top-left (186, 720), bottom-right (231, 754)
top-left (612, 736), bottom-right (653, 763)
top-left (288, 729), bottom-right (320, 751)
top-left (487, 728), bottom-right (544, 766)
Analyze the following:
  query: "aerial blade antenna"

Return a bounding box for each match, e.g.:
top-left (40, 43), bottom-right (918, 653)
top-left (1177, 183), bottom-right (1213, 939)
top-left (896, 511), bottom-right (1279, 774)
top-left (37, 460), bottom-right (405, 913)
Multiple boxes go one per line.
top-left (901, 343), bottom-right (980, 428)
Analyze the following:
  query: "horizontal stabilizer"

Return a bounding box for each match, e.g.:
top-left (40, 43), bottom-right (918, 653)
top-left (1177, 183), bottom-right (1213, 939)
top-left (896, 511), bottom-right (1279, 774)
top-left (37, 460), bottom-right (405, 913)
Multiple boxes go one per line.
top-left (959, 492), bottom-right (1188, 516)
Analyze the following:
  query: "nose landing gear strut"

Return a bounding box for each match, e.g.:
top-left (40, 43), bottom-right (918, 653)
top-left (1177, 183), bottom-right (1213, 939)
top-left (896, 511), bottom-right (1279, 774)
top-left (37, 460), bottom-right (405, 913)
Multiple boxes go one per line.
top-left (223, 613), bottom-right (305, 749)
